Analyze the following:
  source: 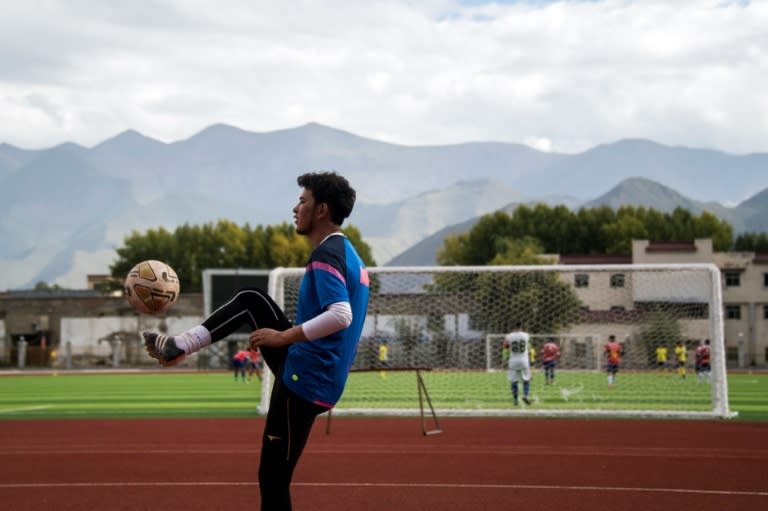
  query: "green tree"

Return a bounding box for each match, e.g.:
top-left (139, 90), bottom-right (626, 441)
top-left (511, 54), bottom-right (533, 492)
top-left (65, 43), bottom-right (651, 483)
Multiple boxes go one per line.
top-left (33, 281), bottom-right (63, 291)
top-left (438, 204), bottom-right (739, 263)
top-left (342, 225), bottom-right (375, 265)
top-left (601, 207), bottom-right (649, 255)
top-left (489, 237), bottom-right (551, 265)
top-left (734, 232), bottom-right (768, 252)
top-left (693, 211), bottom-right (733, 251)
top-left (642, 208), bottom-right (674, 241)
top-left (265, 223), bottom-right (311, 267)
top-left (471, 271), bottom-right (583, 335)
top-left (528, 203), bottom-right (577, 255)
top-left (437, 215), bottom-right (542, 266)
top-left (110, 221), bottom-right (376, 293)
top-left (668, 207), bottom-right (696, 240)
top-left (574, 205), bottom-right (618, 254)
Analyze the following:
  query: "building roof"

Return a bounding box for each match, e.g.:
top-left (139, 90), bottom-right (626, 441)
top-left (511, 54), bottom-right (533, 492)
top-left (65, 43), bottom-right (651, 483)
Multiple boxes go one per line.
top-left (559, 254), bottom-right (632, 265)
top-left (644, 240), bottom-right (697, 252)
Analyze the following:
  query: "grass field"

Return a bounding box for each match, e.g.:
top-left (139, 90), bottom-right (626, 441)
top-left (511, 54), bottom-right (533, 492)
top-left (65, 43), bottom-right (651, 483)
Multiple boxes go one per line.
top-left (0, 370), bottom-right (766, 421)
top-left (0, 372), bottom-right (264, 419)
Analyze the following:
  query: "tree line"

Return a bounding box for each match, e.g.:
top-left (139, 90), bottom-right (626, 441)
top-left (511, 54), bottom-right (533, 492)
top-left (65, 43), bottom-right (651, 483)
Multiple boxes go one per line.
top-left (96, 204), bottom-right (766, 294)
top-left (437, 204), bottom-right (755, 265)
top-left (106, 220), bottom-right (375, 293)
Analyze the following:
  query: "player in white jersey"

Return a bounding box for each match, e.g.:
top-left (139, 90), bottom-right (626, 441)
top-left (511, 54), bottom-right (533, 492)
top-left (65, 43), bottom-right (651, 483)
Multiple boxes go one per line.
top-left (504, 321), bottom-right (532, 406)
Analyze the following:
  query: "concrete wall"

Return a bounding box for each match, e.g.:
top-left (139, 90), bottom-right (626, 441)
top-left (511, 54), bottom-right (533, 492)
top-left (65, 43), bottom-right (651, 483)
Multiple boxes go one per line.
top-left (57, 315), bottom-right (203, 367)
top-left (0, 292), bottom-right (203, 366)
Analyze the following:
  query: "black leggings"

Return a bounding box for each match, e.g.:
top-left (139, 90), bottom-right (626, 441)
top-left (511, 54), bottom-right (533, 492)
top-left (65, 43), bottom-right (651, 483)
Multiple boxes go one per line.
top-left (260, 376), bottom-right (327, 510)
top-left (202, 287), bottom-right (328, 510)
top-left (202, 287), bottom-right (291, 373)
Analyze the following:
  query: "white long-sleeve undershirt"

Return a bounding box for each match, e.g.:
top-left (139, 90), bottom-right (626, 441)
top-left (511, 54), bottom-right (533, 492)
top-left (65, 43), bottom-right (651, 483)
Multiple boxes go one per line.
top-left (300, 301), bottom-right (353, 340)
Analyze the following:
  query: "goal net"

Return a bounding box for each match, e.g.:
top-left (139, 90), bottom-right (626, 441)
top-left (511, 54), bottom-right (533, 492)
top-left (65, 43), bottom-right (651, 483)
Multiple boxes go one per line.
top-left (485, 333), bottom-right (607, 372)
top-left (262, 264), bottom-right (732, 419)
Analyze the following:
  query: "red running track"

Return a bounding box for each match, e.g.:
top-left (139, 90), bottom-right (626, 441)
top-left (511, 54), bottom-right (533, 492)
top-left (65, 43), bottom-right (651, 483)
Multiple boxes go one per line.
top-left (1, 417), bottom-right (767, 510)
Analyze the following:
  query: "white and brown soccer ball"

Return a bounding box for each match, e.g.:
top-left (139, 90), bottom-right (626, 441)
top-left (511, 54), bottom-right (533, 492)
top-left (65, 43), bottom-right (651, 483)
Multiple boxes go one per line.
top-left (124, 260), bottom-right (180, 315)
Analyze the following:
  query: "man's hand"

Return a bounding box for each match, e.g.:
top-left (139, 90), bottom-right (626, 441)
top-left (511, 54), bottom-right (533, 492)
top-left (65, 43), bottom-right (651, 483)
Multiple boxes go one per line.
top-left (249, 325), bottom-right (308, 349)
top-left (249, 328), bottom-right (288, 349)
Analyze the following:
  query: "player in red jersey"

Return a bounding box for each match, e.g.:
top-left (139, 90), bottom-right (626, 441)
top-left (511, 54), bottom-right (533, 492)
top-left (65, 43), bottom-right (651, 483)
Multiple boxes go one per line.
top-left (603, 334), bottom-right (623, 387)
top-left (695, 339), bottom-right (712, 384)
top-left (232, 349), bottom-right (249, 383)
top-left (248, 347), bottom-right (263, 382)
top-left (540, 339), bottom-right (561, 385)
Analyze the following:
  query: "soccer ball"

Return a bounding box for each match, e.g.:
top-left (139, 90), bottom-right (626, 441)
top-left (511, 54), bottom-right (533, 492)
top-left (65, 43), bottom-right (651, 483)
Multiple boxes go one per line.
top-left (124, 260), bottom-right (180, 315)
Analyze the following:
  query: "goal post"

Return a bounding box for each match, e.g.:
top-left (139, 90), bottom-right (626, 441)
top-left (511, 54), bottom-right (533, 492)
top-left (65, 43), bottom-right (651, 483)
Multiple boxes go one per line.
top-left (262, 264), bottom-right (732, 419)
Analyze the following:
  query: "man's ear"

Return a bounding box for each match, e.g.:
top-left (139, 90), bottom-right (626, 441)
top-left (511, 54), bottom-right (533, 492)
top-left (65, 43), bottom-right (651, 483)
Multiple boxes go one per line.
top-left (315, 202), bottom-right (329, 219)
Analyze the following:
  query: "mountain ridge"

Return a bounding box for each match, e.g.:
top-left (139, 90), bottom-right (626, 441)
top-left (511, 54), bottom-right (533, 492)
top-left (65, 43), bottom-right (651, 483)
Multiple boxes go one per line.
top-left (0, 123), bottom-right (765, 289)
top-left (388, 178), bottom-right (768, 266)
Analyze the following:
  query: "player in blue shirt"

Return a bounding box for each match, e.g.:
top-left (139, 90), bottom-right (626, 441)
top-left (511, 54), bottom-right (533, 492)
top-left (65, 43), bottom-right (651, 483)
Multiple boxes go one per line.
top-left (143, 171), bottom-right (369, 510)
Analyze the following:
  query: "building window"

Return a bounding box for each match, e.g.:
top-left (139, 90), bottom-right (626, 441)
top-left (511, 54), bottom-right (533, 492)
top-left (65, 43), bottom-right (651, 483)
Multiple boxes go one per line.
top-left (610, 273), bottom-right (625, 288)
top-left (575, 274), bottom-right (589, 288)
top-left (764, 305), bottom-right (768, 320)
top-left (724, 272), bottom-right (741, 287)
top-left (725, 305), bottom-right (741, 320)
top-left (763, 273), bottom-right (768, 288)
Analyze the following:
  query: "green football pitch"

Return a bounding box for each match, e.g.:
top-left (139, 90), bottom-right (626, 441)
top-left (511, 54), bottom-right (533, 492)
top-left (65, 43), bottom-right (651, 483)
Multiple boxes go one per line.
top-left (0, 370), bottom-right (766, 421)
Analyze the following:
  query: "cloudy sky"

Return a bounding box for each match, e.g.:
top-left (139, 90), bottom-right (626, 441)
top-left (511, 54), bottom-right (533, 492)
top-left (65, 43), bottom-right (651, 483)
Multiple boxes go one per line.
top-left (0, 0), bottom-right (765, 154)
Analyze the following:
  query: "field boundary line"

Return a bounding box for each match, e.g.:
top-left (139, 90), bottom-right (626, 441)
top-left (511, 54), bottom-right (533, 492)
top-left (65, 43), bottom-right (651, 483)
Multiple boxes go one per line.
top-left (0, 481), bottom-right (766, 497)
top-left (0, 405), bottom-right (52, 414)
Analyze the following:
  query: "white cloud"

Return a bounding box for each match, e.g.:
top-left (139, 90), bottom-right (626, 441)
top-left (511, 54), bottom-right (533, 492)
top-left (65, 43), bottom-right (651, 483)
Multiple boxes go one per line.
top-left (524, 136), bottom-right (553, 152)
top-left (0, 0), bottom-right (766, 153)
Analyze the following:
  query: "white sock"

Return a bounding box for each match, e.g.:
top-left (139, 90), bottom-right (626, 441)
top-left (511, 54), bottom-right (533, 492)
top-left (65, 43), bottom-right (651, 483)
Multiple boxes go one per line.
top-left (175, 325), bottom-right (212, 354)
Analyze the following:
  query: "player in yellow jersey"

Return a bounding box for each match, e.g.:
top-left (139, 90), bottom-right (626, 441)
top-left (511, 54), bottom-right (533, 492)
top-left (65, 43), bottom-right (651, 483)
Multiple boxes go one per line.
top-left (378, 340), bottom-right (389, 378)
top-left (674, 341), bottom-right (687, 378)
top-left (654, 344), bottom-right (669, 375)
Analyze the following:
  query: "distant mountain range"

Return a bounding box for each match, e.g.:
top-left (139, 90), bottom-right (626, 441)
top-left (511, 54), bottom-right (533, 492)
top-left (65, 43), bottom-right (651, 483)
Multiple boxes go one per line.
top-left (513, 139), bottom-right (767, 206)
top-left (389, 177), bottom-right (768, 266)
top-left (0, 123), bottom-right (765, 289)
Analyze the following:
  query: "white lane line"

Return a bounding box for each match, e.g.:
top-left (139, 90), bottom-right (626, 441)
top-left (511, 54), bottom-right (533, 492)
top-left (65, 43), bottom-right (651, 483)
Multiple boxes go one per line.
top-left (1, 447), bottom-right (765, 460)
top-left (0, 405), bottom-right (52, 414)
top-left (0, 481), bottom-right (765, 497)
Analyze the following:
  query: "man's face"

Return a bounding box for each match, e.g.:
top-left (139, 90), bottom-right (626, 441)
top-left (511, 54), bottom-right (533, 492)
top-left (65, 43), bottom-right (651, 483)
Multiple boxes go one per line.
top-left (293, 188), bottom-right (317, 235)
